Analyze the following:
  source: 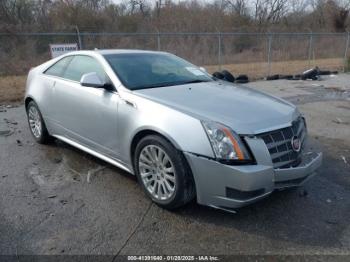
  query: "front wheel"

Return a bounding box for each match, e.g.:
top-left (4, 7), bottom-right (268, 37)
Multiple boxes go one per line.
top-left (134, 135), bottom-right (195, 210)
top-left (26, 100), bottom-right (51, 144)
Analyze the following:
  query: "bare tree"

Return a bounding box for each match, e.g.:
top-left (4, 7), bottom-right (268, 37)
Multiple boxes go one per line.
top-left (129, 0), bottom-right (150, 16)
top-left (253, 0), bottom-right (289, 25)
top-left (327, 0), bottom-right (350, 31)
top-left (310, 0), bottom-right (350, 31)
top-left (290, 0), bottom-right (310, 14)
top-left (223, 0), bottom-right (248, 16)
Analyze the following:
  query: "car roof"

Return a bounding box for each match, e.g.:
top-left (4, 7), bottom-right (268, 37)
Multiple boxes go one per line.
top-left (57, 49), bottom-right (168, 59)
top-left (94, 49), bottom-right (165, 55)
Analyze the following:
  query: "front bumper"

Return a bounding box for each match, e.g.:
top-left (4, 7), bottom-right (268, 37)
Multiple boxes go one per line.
top-left (184, 139), bottom-right (322, 209)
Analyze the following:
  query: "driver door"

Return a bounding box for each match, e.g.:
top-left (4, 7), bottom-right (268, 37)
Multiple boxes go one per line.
top-left (51, 55), bottom-right (120, 158)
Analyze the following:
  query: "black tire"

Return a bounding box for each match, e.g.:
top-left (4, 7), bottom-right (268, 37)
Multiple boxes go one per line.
top-left (235, 74), bottom-right (249, 83)
top-left (134, 135), bottom-right (196, 210)
top-left (279, 75), bottom-right (293, 80)
top-left (212, 71), bottom-right (225, 79)
top-left (221, 70), bottom-right (235, 83)
top-left (319, 70), bottom-right (331, 75)
top-left (266, 74), bottom-right (279, 81)
top-left (26, 100), bottom-right (52, 144)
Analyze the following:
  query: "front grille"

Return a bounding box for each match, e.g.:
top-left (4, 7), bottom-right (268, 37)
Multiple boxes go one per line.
top-left (258, 117), bottom-right (306, 169)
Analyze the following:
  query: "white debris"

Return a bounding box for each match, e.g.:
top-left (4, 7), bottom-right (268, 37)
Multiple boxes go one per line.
top-left (341, 155), bottom-right (348, 165)
top-left (87, 166), bottom-right (106, 183)
top-left (335, 117), bottom-right (343, 124)
top-left (326, 199), bottom-right (332, 203)
top-left (29, 167), bottom-right (39, 176)
top-left (305, 151), bottom-right (313, 155)
top-left (333, 118), bottom-right (350, 125)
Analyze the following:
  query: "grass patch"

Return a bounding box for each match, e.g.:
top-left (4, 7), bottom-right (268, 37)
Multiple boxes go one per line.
top-left (0, 75), bottom-right (26, 104)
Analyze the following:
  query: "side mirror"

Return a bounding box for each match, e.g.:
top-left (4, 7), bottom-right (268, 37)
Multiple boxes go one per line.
top-left (80, 72), bottom-right (105, 88)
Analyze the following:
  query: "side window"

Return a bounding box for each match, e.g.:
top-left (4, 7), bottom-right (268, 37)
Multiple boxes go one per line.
top-left (62, 55), bottom-right (107, 82)
top-left (44, 56), bottom-right (73, 77)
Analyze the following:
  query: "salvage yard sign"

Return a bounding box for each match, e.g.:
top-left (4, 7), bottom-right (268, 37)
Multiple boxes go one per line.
top-left (49, 43), bottom-right (78, 58)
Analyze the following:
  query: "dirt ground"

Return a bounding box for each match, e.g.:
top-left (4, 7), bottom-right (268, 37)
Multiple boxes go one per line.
top-left (0, 74), bottom-right (350, 259)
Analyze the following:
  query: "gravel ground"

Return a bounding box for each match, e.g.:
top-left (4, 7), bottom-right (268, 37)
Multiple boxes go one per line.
top-left (0, 74), bottom-right (350, 259)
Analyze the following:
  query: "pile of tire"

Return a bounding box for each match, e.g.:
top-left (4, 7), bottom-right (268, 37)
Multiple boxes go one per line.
top-left (212, 70), bottom-right (249, 84)
top-left (266, 67), bottom-right (338, 81)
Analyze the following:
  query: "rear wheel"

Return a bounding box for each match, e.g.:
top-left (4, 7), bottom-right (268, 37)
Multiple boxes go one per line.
top-left (134, 135), bottom-right (195, 209)
top-left (26, 101), bottom-right (51, 144)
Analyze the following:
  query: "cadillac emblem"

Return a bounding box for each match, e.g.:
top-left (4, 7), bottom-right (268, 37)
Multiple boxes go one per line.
top-left (291, 136), bottom-right (301, 152)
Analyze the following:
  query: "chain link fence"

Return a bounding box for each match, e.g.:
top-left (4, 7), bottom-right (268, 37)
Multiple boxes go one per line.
top-left (1, 32), bottom-right (349, 78)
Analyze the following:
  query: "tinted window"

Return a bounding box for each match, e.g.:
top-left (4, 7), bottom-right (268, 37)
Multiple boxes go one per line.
top-left (62, 55), bottom-right (107, 82)
top-left (104, 53), bottom-right (213, 90)
top-left (44, 56), bottom-right (73, 77)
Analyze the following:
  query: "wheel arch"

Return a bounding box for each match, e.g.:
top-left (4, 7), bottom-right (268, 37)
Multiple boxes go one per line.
top-left (130, 128), bottom-right (182, 165)
top-left (24, 96), bottom-right (35, 111)
top-left (129, 127), bottom-right (197, 202)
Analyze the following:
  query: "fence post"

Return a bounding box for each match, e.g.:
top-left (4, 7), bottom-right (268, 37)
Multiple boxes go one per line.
top-left (267, 33), bottom-right (273, 77)
top-left (218, 31), bottom-right (222, 71)
top-left (343, 32), bottom-right (350, 72)
top-left (308, 31), bottom-right (313, 67)
top-left (157, 30), bottom-right (161, 51)
top-left (75, 26), bottom-right (83, 50)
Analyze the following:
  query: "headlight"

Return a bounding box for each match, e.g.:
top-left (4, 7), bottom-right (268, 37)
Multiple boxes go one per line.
top-left (202, 121), bottom-right (252, 163)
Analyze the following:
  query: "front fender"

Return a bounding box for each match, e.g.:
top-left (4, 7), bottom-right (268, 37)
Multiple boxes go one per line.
top-left (117, 92), bottom-right (214, 167)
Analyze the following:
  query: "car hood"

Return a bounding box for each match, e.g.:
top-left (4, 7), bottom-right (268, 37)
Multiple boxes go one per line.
top-left (133, 81), bottom-right (300, 134)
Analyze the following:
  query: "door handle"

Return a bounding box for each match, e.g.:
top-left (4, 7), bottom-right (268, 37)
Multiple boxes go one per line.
top-left (122, 98), bottom-right (137, 108)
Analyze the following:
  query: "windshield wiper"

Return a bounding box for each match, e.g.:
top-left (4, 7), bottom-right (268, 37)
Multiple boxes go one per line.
top-left (180, 79), bottom-right (211, 85)
top-left (133, 82), bottom-right (178, 90)
top-left (133, 79), bottom-right (212, 90)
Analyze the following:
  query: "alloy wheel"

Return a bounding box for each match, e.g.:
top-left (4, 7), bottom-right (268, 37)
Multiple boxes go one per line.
top-left (28, 105), bottom-right (42, 138)
top-left (138, 145), bottom-right (176, 201)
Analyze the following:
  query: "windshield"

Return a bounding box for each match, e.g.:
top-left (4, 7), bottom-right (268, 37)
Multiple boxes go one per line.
top-left (104, 53), bottom-right (213, 90)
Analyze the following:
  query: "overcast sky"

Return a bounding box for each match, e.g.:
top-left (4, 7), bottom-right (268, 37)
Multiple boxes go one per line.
top-left (111, 0), bottom-right (217, 4)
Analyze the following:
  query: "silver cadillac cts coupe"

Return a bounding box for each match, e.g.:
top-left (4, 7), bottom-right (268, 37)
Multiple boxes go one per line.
top-left (25, 50), bottom-right (322, 211)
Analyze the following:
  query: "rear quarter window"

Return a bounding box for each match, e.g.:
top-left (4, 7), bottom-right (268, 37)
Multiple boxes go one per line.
top-left (62, 55), bottom-right (107, 82)
top-left (44, 56), bottom-right (73, 77)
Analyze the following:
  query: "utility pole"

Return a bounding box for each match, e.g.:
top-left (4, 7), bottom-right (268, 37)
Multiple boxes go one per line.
top-left (75, 25), bottom-right (82, 50)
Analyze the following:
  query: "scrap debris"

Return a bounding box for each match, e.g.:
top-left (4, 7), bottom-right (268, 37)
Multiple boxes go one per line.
top-left (333, 118), bottom-right (350, 125)
top-left (87, 166), bottom-right (106, 183)
top-left (0, 129), bottom-right (13, 136)
top-left (341, 155), bottom-right (348, 165)
top-left (266, 66), bottom-right (338, 81)
top-left (4, 118), bottom-right (18, 125)
top-left (0, 120), bottom-right (13, 136)
top-left (48, 195), bottom-right (57, 199)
